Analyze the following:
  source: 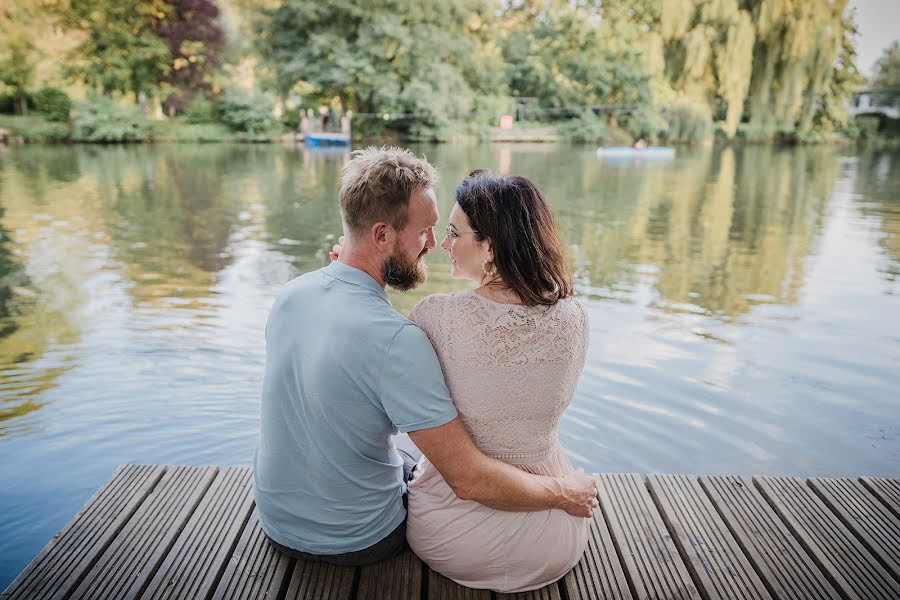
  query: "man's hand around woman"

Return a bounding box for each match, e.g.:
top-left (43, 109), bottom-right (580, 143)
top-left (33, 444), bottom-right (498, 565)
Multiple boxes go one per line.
top-left (557, 469), bottom-right (599, 518)
top-left (328, 235), bottom-right (346, 261)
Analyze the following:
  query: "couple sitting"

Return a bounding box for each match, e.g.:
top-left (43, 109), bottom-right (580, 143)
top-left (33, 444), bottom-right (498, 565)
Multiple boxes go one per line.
top-left (253, 147), bottom-right (595, 593)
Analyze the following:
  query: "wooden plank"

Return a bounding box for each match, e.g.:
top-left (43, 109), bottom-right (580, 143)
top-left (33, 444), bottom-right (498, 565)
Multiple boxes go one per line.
top-left (647, 475), bottom-right (772, 599)
top-left (144, 466), bottom-right (256, 600)
top-left (563, 505), bottom-right (632, 600)
top-left (284, 560), bottom-right (356, 600)
top-left (754, 476), bottom-right (900, 599)
top-left (860, 477), bottom-right (900, 520)
top-left (426, 570), bottom-right (491, 600)
top-left (1, 464), bottom-right (166, 600)
top-left (595, 473), bottom-right (701, 600)
top-left (700, 476), bottom-right (841, 600)
top-left (809, 477), bottom-right (900, 581)
top-left (495, 583), bottom-right (562, 600)
top-left (356, 547), bottom-right (422, 600)
top-left (211, 510), bottom-right (293, 600)
top-left (69, 465), bottom-right (218, 600)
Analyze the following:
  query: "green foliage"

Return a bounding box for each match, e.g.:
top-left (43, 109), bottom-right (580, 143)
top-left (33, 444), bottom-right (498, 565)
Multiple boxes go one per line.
top-left (0, 114), bottom-right (67, 142)
top-left (0, 42), bottom-right (36, 116)
top-left (152, 117), bottom-right (236, 141)
top-left (72, 97), bottom-right (153, 142)
top-left (664, 98), bottom-right (714, 143)
top-left (281, 107), bottom-right (301, 130)
top-left (0, 0), bottom-right (873, 144)
top-left (216, 89), bottom-right (275, 134)
top-left (853, 112), bottom-right (900, 139)
top-left (853, 115), bottom-right (882, 140)
top-left (258, 1), bottom-right (507, 140)
top-left (0, 114), bottom-right (70, 142)
top-left (556, 112), bottom-right (609, 144)
top-left (184, 96), bottom-right (218, 123)
top-left (871, 42), bottom-right (900, 109)
top-left (32, 87), bottom-right (71, 122)
top-left (502, 2), bottom-right (651, 115)
top-left (0, 93), bottom-right (34, 115)
top-left (0, 0), bottom-right (39, 115)
top-left (55, 0), bottom-right (172, 101)
top-left (622, 106), bottom-right (669, 142)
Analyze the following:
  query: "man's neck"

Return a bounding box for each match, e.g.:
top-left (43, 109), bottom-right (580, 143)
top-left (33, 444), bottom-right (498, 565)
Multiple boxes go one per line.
top-left (337, 249), bottom-right (386, 288)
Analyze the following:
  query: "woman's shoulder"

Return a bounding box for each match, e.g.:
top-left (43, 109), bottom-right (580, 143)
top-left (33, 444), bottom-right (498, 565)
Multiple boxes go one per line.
top-left (548, 296), bottom-right (589, 331)
top-left (409, 292), bottom-right (460, 324)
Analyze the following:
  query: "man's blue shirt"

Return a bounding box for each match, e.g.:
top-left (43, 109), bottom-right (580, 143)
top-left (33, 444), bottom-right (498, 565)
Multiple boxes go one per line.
top-left (253, 261), bottom-right (458, 554)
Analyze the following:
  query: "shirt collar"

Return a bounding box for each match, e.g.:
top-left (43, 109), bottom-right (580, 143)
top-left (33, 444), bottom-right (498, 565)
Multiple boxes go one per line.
top-left (324, 261), bottom-right (388, 299)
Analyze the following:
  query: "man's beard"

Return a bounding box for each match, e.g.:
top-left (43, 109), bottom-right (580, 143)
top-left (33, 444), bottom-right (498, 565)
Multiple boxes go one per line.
top-left (382, 244), bottom-right (428, 291)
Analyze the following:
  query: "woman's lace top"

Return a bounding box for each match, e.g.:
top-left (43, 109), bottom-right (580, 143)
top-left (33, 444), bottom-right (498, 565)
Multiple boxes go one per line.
top-left (409, 290), bottom-right (588, 462)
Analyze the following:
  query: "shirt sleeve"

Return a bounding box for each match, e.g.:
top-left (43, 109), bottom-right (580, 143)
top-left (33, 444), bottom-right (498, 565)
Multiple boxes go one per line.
top-left (379, 323), bottom-right (458, 433)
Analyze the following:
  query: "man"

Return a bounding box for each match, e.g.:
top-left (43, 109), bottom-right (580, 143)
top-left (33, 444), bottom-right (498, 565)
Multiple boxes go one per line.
top-left (254, 146), bottom-right (597, 566)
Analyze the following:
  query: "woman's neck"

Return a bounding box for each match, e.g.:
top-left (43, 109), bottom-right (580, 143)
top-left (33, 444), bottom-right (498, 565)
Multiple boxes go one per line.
top-left (473, 281), bottom-right (526, 305)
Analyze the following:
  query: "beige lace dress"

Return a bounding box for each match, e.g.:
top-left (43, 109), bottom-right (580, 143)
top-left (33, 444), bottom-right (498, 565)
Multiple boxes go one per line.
top-left (405, 290), bottom-right (590, 593)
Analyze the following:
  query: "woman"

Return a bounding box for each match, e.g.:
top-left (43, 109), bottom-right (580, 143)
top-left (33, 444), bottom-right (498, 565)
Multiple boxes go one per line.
top-left (405, 171), bottom-right (590, 592)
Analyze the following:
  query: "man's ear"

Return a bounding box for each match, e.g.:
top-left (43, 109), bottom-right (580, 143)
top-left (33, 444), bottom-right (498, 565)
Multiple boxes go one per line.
top-left (371, 221), bottom-right (394, 250)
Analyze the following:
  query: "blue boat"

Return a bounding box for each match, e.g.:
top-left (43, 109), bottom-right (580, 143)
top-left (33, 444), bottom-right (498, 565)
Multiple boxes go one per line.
top-left (596, 146), bottom-right (675, 160)
top-left (304, 132), bottom-right (351, 146)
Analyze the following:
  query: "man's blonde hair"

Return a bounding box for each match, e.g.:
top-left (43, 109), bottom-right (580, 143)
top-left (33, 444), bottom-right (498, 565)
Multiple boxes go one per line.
top-left (339, 146), bottom-right (438, 239)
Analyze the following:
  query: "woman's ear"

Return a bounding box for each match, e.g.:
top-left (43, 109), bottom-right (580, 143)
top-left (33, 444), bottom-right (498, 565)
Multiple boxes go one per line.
top-left (484, 238), bottom-right (495, 263)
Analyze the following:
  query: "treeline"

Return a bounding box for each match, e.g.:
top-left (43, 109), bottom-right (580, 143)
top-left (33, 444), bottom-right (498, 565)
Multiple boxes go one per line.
top-left (259, 0), bottom-right (867, 142)
top-left (1, 0), bottom-right (897, 143)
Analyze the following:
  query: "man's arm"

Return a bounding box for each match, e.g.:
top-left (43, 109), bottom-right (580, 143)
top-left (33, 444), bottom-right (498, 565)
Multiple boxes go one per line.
top-left (409, 417), bottom-right (598, 517)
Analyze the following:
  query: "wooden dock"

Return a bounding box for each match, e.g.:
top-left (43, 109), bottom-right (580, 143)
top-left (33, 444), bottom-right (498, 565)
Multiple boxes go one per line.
top-left (4, 465), bottom-right (900, 599)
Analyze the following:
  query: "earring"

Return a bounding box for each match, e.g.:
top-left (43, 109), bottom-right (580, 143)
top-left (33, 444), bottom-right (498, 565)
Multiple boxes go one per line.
top-left (482, 259), bottom-right (497, 277)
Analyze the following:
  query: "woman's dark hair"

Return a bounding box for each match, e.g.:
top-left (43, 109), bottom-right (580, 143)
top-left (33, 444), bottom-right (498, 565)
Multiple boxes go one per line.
top-left (455, 170), bottom-right (573, 306)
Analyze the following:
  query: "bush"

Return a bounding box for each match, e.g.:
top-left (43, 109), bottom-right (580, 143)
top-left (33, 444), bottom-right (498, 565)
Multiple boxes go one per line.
top-left (72, 97), bottom-right (152, 142)
top-left (0, 114), bottom-right (70, 142)
top-left (216, 89), bottom-right (275, 134)
top-left (184, 96), bottom-right (217, 124)
top-left (664, 98), bottom-right (714, 143)
top-left (621, 106), bottom-right (667, 143)
top-left (557, 112), bottom-right (608, 144)
top-left (32, 87), bottom-right (71, 122)
top-left (152, 118), bottom-right (236, 142)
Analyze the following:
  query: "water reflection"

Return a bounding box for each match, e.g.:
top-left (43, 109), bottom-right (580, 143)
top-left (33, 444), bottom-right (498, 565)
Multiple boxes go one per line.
top-left (1, 141), bottom-right (899, 590)
top-left (1, 143), bottom-right (896, 430)
top-left (853, 149), bottom-right (900, 288)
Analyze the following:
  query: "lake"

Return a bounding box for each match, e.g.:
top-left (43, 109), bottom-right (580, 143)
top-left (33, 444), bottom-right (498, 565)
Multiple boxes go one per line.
top-left (1, 142), bottom-right (898, 587)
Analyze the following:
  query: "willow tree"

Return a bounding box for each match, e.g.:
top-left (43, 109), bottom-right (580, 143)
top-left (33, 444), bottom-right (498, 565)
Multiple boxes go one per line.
top-left (745, 0), bottom-right (854, 141)
top-left (651, 0), bottom-right (755, 138)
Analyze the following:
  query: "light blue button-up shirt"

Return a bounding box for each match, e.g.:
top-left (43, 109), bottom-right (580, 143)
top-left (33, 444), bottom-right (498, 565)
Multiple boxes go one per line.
top-left (253, 261), bottom-right (458, 554)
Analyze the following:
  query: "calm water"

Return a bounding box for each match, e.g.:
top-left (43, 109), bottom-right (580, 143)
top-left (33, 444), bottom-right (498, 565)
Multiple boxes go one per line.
top-left (1, 142), bottom-right (898, 586)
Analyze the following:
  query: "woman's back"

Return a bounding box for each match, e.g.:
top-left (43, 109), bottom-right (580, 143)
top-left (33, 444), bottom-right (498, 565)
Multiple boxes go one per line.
top-left (410, 290), bottom-right (587, 459)
top-left (406, 290), bottom-right (590, 593)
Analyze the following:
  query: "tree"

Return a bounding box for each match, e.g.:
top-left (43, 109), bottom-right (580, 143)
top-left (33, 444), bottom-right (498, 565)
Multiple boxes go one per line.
top-left (500, 1), bottom-right (652, 116)
top-left (54, 0), bottom-right (172, 102)
top-left (257, 0), bottom-right (506, 139)
top-left (156, 0), bottom-right (225, 113)
top-left (743, 0), bottom-right (856, 140)
top-left (0, 1), bottom-right (40, 115)
top-left (871, 42), bottom-right (900, 109)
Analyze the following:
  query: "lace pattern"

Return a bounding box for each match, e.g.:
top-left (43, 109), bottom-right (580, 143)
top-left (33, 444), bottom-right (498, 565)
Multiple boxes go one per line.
top-left (410, 290), bottom-right (588, 459)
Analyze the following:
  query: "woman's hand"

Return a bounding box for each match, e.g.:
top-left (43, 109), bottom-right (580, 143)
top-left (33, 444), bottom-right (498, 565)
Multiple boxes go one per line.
top-left (328, 235), bottom-right (346, 261)
top-left (556, 469), bottom-right (599, 518)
